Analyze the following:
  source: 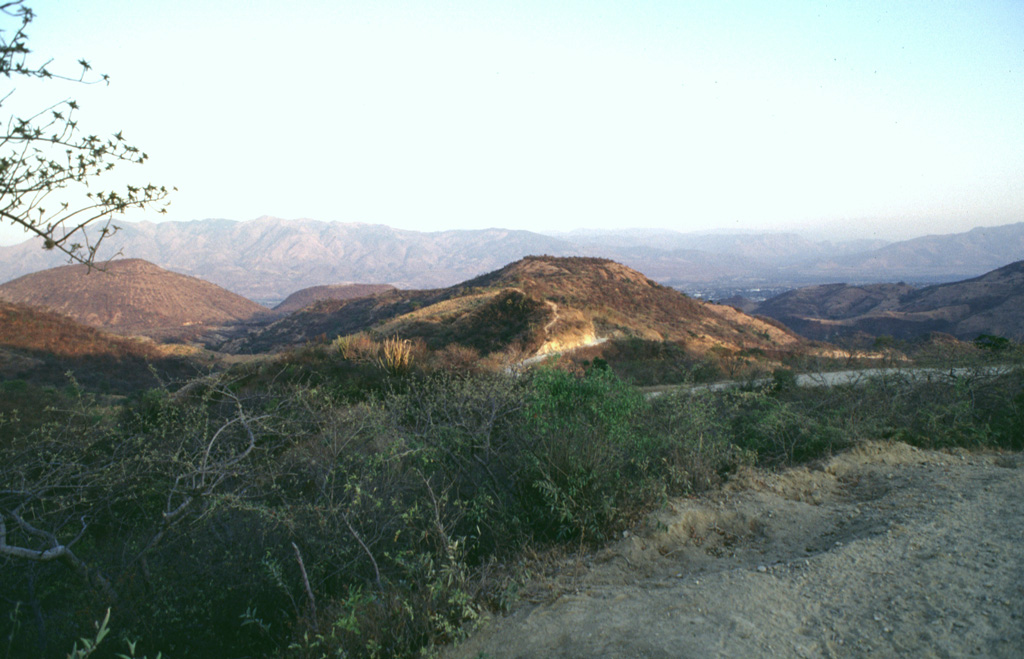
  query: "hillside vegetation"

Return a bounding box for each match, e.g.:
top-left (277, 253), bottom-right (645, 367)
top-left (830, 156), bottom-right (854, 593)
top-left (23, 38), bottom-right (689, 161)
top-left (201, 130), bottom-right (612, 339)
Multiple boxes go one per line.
top-left (236, 257), bottom-right (809, 376)
top-left (0, 300), bottom-right (198, 386)
top-left (1, 252), bottom-right (1022, 658)
top-left (0, 300), bottom-right (200, 438)
top-left (2, 324), bottom-right (1021, 657)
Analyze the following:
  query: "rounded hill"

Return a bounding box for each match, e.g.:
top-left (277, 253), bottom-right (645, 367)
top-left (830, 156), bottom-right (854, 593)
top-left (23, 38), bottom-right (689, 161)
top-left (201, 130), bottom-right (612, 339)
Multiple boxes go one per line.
top-left (273, 283), bottom-right (396, 314)
top-left (0, 259), bottom-right (269, 340)
top-left (235, 256), bottom-right (806, 358)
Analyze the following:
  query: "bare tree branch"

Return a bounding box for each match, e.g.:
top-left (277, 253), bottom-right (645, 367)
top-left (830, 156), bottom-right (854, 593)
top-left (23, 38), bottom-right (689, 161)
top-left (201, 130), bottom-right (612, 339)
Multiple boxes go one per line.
top-left (0, 510), bottom-right (116, 602)
top-left (292, 542), bottom-right (319, 633)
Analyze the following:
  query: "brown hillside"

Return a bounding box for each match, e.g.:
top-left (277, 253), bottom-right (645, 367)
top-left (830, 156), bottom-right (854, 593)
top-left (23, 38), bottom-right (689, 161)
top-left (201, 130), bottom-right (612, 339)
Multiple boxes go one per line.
top-left (756, 283), bottom-right (915, 321)
top-left (462, 256), bottom-right (801, 351)
top-left (234, 256), bottom-right (806, 358)
top-left (0, 300), bottom-right (164, 360)
top-left (0, 300), bottom-right (200, 395)
top-left (0, 259), bottom-right (269, 340)
top-left (753, 261), bottom-right (1024, 341)
top-left (274, 283), bottom-right (396, 314)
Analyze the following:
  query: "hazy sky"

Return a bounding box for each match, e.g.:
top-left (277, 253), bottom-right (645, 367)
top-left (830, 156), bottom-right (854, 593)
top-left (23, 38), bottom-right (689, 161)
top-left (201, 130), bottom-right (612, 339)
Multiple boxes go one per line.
top-left (2, 0), bottom-right (1023, 245)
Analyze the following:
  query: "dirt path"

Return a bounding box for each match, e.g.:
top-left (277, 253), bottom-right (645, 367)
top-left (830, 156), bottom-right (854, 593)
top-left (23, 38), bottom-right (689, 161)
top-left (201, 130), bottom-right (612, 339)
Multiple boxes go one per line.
top-left (542, 299), bottom-right (559, 335)
top-left (446, 442), bottom-right (1024, 658)
top-left (513, 295), bottom-right (609, 367)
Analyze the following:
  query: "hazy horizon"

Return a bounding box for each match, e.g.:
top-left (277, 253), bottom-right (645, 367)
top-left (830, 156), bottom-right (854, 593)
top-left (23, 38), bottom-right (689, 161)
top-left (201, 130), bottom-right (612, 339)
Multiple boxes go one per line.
top-left (5, 213), bottom-right (1024, 250)
top-left (3, 1), bottom-right (1023, 246)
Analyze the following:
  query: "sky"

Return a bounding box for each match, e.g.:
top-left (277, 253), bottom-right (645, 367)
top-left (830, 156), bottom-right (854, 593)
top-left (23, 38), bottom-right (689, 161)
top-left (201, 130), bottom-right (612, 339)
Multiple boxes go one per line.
top-left (2, 0), bottom-right (1023, 245)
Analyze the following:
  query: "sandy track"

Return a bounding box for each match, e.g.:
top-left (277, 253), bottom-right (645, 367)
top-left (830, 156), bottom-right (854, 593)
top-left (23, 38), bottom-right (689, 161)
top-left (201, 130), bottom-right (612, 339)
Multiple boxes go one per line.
top-left (447, 442), bottom-right (1024, 658)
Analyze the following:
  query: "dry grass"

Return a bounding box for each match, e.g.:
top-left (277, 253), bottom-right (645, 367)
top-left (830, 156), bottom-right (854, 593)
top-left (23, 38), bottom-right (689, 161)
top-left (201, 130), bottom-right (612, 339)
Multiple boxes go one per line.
top-left (378, 336), bottom-right (414, 375)
top-left (332, 332), bottom-right (379, 361)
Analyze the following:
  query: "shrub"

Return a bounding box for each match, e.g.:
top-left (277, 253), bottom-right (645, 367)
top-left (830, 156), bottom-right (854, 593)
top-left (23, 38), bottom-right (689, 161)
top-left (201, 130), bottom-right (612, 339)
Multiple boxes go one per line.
top-left (729, 388), bottom-right (847, 465)
top-left (974, 334), bottom-right (1011, 352)
top-left (770, 368), bottom-right (798, 394)
top-left (643, 389), bottom-right (750, 493)
top-left (5, 342), bottom-right (1021, 658)
top-left (331, 332), bottom-right (377, 361)
top-left (521, 367), bottom-right (652, 541)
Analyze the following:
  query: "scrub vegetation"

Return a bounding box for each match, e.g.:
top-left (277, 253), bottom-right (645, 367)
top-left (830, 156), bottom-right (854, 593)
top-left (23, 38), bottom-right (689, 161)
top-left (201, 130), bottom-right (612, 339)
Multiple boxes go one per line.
top-left (2, 336), bottom-right (1021, 658)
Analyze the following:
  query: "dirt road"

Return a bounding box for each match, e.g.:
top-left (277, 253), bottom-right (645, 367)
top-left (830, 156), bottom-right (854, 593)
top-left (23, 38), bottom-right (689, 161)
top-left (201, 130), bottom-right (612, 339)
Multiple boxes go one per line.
top-left (446, 442), bottom-right (1024, 658)
top-left (644, 365), bottom-right (1018, 396)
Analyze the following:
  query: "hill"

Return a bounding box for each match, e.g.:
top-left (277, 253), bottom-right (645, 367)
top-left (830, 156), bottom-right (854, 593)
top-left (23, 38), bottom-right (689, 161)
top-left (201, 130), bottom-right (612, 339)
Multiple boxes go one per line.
top-left (0, 259), bottom-right (269, 341)
top-left (0, 300), bottom-right (198, 393)
top-left (751, 261), bottom-right (1024, 341)
top-left (273, 283), bottom-right (396, 314)
top-left (234, 256), bottom-right (807, 360)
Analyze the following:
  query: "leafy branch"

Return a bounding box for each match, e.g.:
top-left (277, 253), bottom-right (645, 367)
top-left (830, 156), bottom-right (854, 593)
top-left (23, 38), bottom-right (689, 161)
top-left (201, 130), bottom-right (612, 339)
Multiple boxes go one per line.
top-left (0, 0), bottom-right (171, 267)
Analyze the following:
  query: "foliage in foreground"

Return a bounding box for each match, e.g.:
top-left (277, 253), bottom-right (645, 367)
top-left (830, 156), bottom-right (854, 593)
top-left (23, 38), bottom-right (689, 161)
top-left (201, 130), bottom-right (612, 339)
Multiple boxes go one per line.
top-left (1, 348), bottom-right (1022, 657)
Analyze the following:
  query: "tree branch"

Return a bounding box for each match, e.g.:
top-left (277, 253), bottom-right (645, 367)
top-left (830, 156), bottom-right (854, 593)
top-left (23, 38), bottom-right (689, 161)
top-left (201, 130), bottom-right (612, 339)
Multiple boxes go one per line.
top-left (0, 510), bottom-right (117, 602)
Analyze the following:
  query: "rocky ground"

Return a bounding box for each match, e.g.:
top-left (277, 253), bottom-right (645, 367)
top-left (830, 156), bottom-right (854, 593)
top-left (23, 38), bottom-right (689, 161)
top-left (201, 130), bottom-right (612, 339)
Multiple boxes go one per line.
top-left (445, 441), bottom-right (1024, 658)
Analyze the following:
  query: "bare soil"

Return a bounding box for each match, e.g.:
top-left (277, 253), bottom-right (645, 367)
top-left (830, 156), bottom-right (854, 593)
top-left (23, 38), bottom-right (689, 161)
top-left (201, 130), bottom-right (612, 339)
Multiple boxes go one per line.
top-left (446, 441), bottom-right (1024, 658)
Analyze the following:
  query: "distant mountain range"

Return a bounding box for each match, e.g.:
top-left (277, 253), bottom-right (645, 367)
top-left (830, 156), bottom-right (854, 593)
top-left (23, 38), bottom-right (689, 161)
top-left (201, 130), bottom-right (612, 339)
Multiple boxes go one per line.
top-left (1, 217), bottom-right (1022, 303)
top-left (0, 218), bottom-right (573, 302)
top-left (749, 260), bottom-right (1024, 342)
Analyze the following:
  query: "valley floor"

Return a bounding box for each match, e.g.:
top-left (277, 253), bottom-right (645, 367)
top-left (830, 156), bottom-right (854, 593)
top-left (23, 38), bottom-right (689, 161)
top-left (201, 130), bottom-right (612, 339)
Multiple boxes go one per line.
top-left (446, 442), bottom-right (1024, 658)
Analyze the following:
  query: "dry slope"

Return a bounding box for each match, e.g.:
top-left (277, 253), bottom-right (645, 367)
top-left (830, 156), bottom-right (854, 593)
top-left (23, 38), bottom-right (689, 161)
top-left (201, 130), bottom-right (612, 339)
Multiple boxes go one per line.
top-left (448, 441), bottom-right (1024, 658)
top-left (754, 260), bottom-right (1024, 342)
top-left (0, 259), bottom-right (269, 340)
top-left (273, 283), bottom-right (396, 314)
top-left (234, 256), bottom-right (807, 359)
top-left (0, 299), bottom-right (199, 393)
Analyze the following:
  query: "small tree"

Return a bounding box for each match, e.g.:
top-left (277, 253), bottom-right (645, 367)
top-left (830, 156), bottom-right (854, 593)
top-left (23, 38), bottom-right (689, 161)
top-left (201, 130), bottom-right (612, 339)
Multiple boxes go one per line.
top-left (0, 1), bottom-right (170, 266)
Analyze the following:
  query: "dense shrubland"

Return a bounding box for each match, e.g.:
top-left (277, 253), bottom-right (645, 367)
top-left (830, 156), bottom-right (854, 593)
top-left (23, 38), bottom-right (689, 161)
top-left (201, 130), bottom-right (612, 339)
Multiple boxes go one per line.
top-left (1, 339), bottom-right (1022, 657)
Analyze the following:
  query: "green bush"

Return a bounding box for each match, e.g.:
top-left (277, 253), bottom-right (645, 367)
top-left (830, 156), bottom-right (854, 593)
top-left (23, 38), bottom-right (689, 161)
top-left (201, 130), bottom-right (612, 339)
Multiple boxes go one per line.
top-left (642, 389), bottom-right (750, 493)
top-left (521, 367), bottom-right (649, 541)
top-left (729, 389), bottom-right (846, 464)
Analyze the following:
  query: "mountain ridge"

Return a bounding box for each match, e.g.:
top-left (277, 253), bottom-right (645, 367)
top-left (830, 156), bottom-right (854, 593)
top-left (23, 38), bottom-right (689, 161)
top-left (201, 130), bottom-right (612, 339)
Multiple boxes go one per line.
top-left (750, 260), bottom-right (1024, 341)
top-left (2, 218), bottom-right (1022, 301)
top-left (273, 283), bottom-right (397, 314)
